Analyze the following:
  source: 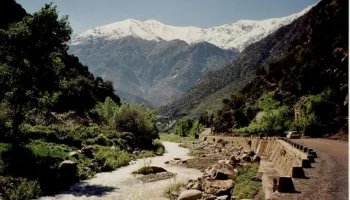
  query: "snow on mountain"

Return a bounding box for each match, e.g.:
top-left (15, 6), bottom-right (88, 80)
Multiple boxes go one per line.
top-left (71, 5), bottom-right (313, 51)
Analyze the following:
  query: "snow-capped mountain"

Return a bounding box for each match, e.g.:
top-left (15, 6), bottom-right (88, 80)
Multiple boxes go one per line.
top-left (71, 5), bottom-right (313, 51)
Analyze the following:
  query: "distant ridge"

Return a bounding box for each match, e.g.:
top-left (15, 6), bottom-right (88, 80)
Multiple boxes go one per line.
top-left (71, 5), bottom-right (313, 51)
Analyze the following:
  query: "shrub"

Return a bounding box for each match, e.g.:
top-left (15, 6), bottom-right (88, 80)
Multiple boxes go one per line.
top-left (232, 163), bottom-right (261, 200)
top-left (27, 140), bottom-right (71, 160)
top-left (154, 140), bottom-right (165, 155)
top-left (163, 179), bottom-right (185, 198)
top-left (94, 146), bottom-right (131, 172)
top-left (293, 89), bottom-right (335, 136)
top-left (95, 98), bottom-right (159, 148)
top-left (83, 134), bottom-right (113, 146)
top-left (132, 161), bottom-right (153, 175)
top-left (0, 177), bottom-right (41, 200)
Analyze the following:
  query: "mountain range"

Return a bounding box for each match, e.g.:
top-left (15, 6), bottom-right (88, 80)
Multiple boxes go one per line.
top-left (69, 5), bottom-right (312, 107)
top-left (159, 0), bottom-right (347, 124)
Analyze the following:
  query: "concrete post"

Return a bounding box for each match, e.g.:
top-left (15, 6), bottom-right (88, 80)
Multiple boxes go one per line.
top-left (303, 147), bottom-right (308, 152)
top-left (292, 166), bottom-right (305, 178)
top-left (307, 154), bottom-right (315, 163)
top-left (278, 176), bottom-right (295, 193)
top-left (302, 159), bottom-right (311, 168)
top-left (308, 148), bottom-right (313, 154)
top-left (310, 151), bottom-right (318, 158)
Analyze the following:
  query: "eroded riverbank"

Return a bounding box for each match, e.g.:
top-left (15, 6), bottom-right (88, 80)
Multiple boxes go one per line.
top-left (39, 142), bottom-right (202, 200)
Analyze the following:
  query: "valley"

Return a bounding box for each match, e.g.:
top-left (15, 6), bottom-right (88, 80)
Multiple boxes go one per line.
top-left (0, 0), bottom-right (348, 200)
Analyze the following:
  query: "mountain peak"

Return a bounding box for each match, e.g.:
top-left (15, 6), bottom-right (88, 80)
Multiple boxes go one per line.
top-left (144, 19), bottom-right (163, 24)
top-left (71, 4), bottom-right (314, 51)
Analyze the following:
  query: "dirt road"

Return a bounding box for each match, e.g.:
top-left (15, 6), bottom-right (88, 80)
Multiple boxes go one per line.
top-left (276, 139), bottom-right (348, 200)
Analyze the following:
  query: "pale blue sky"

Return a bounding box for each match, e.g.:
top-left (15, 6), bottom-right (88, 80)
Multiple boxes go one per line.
top-left (17, 0), bottom-right (317, 34)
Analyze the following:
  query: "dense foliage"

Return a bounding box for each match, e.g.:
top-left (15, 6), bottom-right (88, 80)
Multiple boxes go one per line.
top-left (0, 2), bottom-right (162, 199)
top-left (173, 117), bottom-right (203, 138)
top-left (179, 0), bottom-right (348, 137)
top-left (159, 0), bottom-right (348, 137)
top-left (94, 97), bottom-right (159, 148)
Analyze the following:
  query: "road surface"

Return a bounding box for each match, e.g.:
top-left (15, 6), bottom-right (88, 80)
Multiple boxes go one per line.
top-left (276, 139), bottom-right (348, 200)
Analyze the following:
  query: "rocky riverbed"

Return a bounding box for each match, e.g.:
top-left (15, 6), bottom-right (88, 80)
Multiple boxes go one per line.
top-left (39, 142), bottom-right (202, 200)
top-left (164, 140), bottom-right (263, 200)
top-left (39, 140), bottom-right (263, 200)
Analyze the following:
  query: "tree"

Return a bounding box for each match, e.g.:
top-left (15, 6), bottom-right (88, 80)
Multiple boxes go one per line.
top-left (0, 4), bottom-right (72, 138)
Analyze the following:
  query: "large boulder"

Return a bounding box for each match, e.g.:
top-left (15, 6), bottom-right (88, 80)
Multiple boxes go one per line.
top-left (81, 146), bottom-right (95, 158)
top-left (203, 179), bottom-right (234, 196)
top-left (59, 160), bottom-right (78, 185)
top-left (210, 165), bottom-right (235, 180)
top-left (229, 155), bottom-right (240, 163)
top-left (59, 160), bottom-right (77, 169)
top-left (178, 189), bottom-right (203, 200)
top-left (240, 154), bottom-right (251, 162)
top-left (149, 166), bottom-right (167, 173)
top-left (69, 151), bottom-right (79, 158)
top-left (252, 155), bottom-right (261, 163)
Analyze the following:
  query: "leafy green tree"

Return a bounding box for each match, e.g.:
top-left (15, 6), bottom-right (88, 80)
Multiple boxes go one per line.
top-left (174, 118), bottom-right (193, 137)
top-left (0, 4), bottom-right (72, 138)
top-left (95, 98), bottom-right (159, 147)
top-left (294, 89), bottom-right (335, 136)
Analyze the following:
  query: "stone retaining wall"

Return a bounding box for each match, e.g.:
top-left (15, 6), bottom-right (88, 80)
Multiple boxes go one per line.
top-left (199, 135), bottom-right (317, 199)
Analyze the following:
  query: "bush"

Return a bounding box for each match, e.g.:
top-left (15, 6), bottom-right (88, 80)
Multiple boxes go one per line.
top-left (173, 118), bottom-right (204, 137)
top-left (232, 163), bottom-right (261, 200)
top-left (132, 160), bottom-right (153, 175)
top-left (0, 177), bottom-right (41, 200)
top-left (293, 89), bottom-right (335, 136)
top-left (163, 180), bottom-right (185, 198)
top-left (159, 134), bottom-right (195, 143)
top-left (83, 134), bottom-right (114, 146)
top-left (154, 140), bottom-right (165, 155)
top-left (27, 140), bottom-right (72, 160)
top-left (21, 124), bottom-right (124, 148)
top-left (95, 98), bottom-right (159, 148)
top-left (94, 146), bottom-right (131, 172)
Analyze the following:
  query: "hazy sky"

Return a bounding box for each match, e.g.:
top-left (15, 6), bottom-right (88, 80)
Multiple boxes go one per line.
top-left (17, 0), bottom-right (317, 34)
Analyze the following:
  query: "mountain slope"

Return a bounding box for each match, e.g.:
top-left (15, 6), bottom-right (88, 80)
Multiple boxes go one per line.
top-left (159, 0), bottom-right (342, 119)
top-left (0, 0), bottom-right (27, 30)
top-left (71, 6), bottom-right (312, 51)
top-left (0, 1), bottom-right (120, 114)
top-left (117, 90), bottom-right (156, 109)
top-left (213, 0), bottom-right (348, 135)
top-left (69, 37), bottom-right (237, 106)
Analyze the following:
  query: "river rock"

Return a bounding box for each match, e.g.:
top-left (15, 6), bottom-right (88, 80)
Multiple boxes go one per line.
top-left (149, 166), bottom-right (167, 173)
top-left (240, 154), bottom-right (251, 162)
top-left (177, 189), bottom-right (203, 200)
top-left (58, 160), bottom-right (78, 184)
top-left (203, 179), bottom-right (234, 196)
top-left (59, 160), bottom-right (77, 168)
top-left (247, 150), bottom-right (255, 156)
top-left (69, 151), bottom-right (79, 158)
top-left (229, 155), bottom-right (240, 163)
top-left (216, 195), bottom-right (229, 200)
top-left (252, 155), bottom-right (261, 163)
top-left (81, 146), bottom-right (94, 158)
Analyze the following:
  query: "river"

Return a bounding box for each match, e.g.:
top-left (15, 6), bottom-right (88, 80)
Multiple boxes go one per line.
top-left (39, 141), bottom-right (202, 200)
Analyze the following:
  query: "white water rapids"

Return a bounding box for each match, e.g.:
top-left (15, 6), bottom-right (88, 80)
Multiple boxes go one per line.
top-left (39, 142), bottom-right (202, 200)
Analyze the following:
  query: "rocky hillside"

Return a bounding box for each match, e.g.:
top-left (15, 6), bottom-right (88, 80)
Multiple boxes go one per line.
top-left (159, 0), bottom-right (347, 121)
top-left (69, 38), bottom-right (237, 106)
top-left (0, 0), bottom-right (26, 29)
